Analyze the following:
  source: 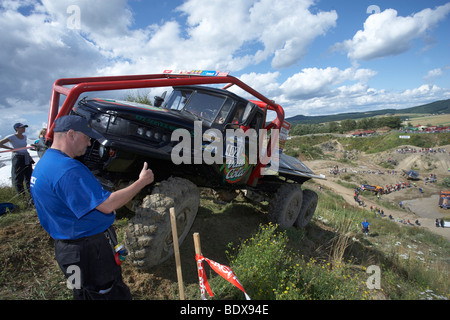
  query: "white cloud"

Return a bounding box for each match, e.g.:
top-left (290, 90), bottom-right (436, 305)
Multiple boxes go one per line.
top-left (40, 0), bottom-right (133, 39)
top-left (279, 67), bottom-right (377, 100)
top-left (0, 1), bottom-right (105, 103)
top-left (95, 0), bottom-right (338, 72)
top-left (424, 66), bottom-right (450, 83)
top-left (0, 0), bottom-right (109, 138)
top-left (248, 0), bottom-right (337, 68)
top-left (280, 83), bottom-right (450, 118)
top-left (0, 0), bottom-right (449, 139)
top-left (334, 3), bottom-right (450, 61)
top-left (235, 67), bottom-right (449, 118)
top-left (228, 72), bottom-right (282, 98)
top-left (0, 0), bottom-right (339, 111)
top-left (1, 0), bottom-right (338, 78)
top-left (401, 84), bottom-right (442, 98)
top-left (425, 68), bottom-right (443, 79)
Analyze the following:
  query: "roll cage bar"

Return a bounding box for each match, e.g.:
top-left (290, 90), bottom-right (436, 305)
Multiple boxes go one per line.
top-left (47, 73), bottom-right (284, 140)
top-left (46, 73), bottom-right (285, 186)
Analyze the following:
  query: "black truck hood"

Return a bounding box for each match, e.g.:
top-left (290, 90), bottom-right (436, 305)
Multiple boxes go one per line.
top-left (74, 98), bottom-right (212, 161)
top-left (79, 98), bottom-right (199, 131)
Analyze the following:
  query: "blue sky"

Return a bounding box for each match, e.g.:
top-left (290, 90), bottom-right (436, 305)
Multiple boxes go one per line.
top-left (0, 0), bottom-right (449, 139)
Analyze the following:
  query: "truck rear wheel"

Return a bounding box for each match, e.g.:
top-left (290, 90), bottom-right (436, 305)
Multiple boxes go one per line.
top-left (124, 177), bottom-right (199, 269)
top-left (268, 183), bottom-right (303, 228)
top-left (294, 189), bottom-right (318, 228)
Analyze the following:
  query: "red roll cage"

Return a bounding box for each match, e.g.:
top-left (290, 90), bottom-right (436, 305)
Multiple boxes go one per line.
top-left (46, 72), bottom-right (285, 186)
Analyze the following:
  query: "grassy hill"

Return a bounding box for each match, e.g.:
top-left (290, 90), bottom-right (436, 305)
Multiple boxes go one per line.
top-left (332, 131), bottom-right (450, 154)
top-left (287, 99), bottom-right (450, 125)
top-left (0, 132), bottom-right (450, 304)
top-left (1, 130), bottom-right (449, 300)
top-left (1, 180), bottom-right (449, 300)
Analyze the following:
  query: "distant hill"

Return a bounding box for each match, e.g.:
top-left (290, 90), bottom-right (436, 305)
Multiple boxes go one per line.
top-left (286, 99), bottom-right (450, 125)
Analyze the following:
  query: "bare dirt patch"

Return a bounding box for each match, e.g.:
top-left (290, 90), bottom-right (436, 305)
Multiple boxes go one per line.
top-left (304, 143), bottom-right (450, 240)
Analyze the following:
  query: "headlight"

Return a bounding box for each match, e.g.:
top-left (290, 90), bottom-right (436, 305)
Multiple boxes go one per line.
top-left (99, 144), bottom-right (105, 158)
top-left (136, 126), bottom-right (168, 143)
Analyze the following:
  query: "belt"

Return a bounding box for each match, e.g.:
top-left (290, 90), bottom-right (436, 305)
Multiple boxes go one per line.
top-left (57, 226), bottom-right (113, 244)
top-left (56, 226), bottom-right (127, 265)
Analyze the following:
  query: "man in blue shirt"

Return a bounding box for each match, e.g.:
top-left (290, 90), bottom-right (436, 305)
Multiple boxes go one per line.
top-left (31, 115), bottom-right (154, 299)
top-left (361, 219), bottom-right (370, 236)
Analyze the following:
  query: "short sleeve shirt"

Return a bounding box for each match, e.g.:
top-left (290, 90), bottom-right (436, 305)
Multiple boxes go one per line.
top-left (30, 148), bottom-right (113, 240)
top-left (5, 134), bottom-right (29, 155)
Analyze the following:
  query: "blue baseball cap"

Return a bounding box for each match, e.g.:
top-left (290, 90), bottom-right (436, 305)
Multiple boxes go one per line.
top-left (54, 115), bottom-right (104, 140)
top-left (13, 123), bottom-right (28, 130)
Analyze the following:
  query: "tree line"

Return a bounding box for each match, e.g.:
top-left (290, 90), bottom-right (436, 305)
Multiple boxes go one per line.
top-left (289, 116), bottom-right (403, 136)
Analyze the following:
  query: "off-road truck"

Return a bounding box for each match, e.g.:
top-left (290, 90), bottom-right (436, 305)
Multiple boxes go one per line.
top-left (43, 71), bottom-right (325, 269)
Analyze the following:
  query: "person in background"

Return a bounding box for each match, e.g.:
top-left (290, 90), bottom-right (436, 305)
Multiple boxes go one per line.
top-left (361, 219), bottom-right (370, 236)
top-left (0, 122), bottom-right (34, 195)
top-left (31, 115), bottom-right (154, 300)
top-left (32, 128), bottom-right (48, 158)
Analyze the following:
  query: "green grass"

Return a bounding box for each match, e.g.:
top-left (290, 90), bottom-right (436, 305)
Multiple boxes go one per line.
top-left (284, 131), bottom-right (450, 158)
top-left (207, 184), bottom-right (450, 300)
top-left (210, 222), bottom-right (370, 300)
top-left (1, 182), bottom-right (449, 300)
top-left (340, 132), bottom-right (450, 154)
top-left (0, 209), bottom-right (71, 299)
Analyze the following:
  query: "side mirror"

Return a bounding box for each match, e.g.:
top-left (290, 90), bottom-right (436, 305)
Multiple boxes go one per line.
top-left (154, 91), bottom-right (167, 107)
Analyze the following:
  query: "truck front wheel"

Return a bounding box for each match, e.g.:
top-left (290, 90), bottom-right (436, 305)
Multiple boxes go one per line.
top-left (124, 177), bottom-right (199, 269)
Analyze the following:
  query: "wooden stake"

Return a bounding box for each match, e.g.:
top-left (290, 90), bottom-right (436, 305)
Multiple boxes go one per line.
top-left (170, 207), bottom-right (185, 300)
top-left (193, 232), bottom-right (202, 278)
top-left (193, 232), bottom-right (202, 257)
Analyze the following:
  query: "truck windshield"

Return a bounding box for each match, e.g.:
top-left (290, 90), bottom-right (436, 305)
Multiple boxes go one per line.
top-left (183, 92), bottom-right (230, 122)
top-left (166, 89), bottom-right (233, 124)
top-left (165, 89), bottom-right (193, 111)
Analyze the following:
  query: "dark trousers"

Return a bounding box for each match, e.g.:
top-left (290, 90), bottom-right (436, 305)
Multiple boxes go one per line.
top-left (54, 226), bottom-right (132, 300)
top-left (11, 155), bottom-right (32, 195)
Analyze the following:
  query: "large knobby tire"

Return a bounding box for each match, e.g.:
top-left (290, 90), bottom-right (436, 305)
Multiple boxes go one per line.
top-left (268, 183), bottom-right (303, 229)
top-left (294, 189), bottom-right (318, 228)
top-left (124, 177), bottom-right (199, 269)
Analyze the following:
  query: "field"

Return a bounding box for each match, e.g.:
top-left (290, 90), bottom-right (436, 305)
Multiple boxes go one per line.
top-left (0, 131), bottom-right (449, 301)
top-left (402, 113), bottom-right (450, 127)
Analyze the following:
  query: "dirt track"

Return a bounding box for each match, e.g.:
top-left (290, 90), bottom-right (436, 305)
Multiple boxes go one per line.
top-left (303, 143), bottom-right (450, 241)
